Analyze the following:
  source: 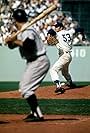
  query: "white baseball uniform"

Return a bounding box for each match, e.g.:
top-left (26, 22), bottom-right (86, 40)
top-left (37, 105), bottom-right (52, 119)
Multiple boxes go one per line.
top-left (50, 28), bottom-right (75, 84)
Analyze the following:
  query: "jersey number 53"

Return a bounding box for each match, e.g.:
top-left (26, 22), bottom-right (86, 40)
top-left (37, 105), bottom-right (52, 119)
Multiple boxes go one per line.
top-left (62, 34), bottom-right (71, 43)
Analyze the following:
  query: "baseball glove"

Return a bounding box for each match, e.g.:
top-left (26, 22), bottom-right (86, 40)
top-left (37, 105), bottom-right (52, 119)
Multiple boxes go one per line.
top-left (47, 35), bottom-right (59, 46)
top-left (47, 29), bottom-right (59, 46)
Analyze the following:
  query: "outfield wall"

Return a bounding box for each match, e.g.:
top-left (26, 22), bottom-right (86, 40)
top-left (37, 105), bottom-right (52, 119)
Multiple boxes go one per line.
top-left (0, 46), bottom-right (89, 82)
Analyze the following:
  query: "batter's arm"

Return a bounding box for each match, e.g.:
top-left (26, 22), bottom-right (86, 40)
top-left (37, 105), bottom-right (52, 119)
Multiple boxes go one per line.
top-left (5, 35), bottom-right (23, 47)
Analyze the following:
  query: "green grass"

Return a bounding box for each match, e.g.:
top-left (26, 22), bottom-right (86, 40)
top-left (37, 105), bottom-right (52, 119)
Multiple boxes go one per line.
top-left (0, 82), bottom-right (53, 92)
top-left (0, 82), bottom-right (19, 92)
top-left (0, 99), bottom-right (90, 115)
top-left (0, 82), bottom-right (90, 115)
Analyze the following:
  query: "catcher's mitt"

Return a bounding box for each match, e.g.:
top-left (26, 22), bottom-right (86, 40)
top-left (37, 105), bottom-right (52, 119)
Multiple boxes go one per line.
top-left (47, 35), bottom-right (59, 46)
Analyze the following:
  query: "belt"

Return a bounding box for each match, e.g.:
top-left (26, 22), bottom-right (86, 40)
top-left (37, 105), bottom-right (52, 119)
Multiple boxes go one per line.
top-left (37, 53), bottom-right (46, 57)
top-left (64, 51), bottom-right (71, 53)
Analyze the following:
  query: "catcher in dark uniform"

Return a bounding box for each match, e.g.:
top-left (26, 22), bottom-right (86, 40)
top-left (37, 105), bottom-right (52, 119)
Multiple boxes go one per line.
top-left (5, 9), bottom-right (50, 122)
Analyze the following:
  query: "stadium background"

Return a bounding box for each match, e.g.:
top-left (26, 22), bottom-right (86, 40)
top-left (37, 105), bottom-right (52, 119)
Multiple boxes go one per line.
top-left (0, 0), bottom-right (90, 85)
top-left (0, 1), bottom-right (90, 132)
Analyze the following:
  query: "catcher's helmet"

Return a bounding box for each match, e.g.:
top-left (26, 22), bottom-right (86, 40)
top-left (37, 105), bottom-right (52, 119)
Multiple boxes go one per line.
top-left (13, 9), bottom-right (28, 22)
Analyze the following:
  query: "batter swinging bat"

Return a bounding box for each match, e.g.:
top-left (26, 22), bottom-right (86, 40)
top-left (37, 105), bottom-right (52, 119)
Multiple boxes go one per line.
top-left (9, 5), bottom-right (57, 40)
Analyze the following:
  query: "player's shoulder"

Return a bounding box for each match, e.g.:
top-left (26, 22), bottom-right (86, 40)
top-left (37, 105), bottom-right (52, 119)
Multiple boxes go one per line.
top-left (27, 26), bottom-right (35, 32)
top-left (57, 30), bottom-right (65, 35)
top-left (25, 26), bottom-right (39, 35)
top-left (67, 28), bottom-right (75, 34)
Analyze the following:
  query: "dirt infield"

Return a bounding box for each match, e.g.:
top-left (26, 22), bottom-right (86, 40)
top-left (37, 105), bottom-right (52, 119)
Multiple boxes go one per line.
top-left (0, 84), bottom-right (90, 99)
top-left (0, 85), bottom-right (90, 133)
top-left (0, 114), bottom-right (90, 133)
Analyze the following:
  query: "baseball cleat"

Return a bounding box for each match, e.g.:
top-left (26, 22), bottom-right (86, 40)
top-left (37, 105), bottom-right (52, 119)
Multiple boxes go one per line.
top-left (23, 114), bottom-right (36, 121)
top-left (55, 87), bottom-right (65, 94)
top-left (23, 114), bottom-right (44, 122)
top-left (23, 114), bottom-right (35, 120)
top-left (66, 82), bottom-right (77, 88)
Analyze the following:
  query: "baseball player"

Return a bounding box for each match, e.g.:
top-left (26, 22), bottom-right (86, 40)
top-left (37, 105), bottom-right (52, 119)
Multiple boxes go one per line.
top-left (47, 22), bottom-right (77, 94)
top-left (5, 9), bottom-right (50, 122)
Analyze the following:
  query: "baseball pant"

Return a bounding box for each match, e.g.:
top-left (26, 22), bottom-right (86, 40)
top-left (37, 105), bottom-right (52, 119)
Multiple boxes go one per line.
top-left (50, 52), bottom-right (72, 83)
top-left (19, 55), bottom-right (50, 99)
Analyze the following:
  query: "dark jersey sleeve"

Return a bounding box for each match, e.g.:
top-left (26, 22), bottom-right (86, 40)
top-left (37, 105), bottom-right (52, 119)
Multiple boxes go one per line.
top-left (19, 37), bottom-right (37, 62)
top-left (23, 37), bottom-right (37, 51)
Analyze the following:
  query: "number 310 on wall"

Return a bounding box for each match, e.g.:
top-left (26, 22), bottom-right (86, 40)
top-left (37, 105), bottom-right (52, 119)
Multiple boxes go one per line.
top-left (71, 48), bottom-right (86, 58)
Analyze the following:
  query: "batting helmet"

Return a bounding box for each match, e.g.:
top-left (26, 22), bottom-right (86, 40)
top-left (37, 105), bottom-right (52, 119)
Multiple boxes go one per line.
top-left (13, 9), bottom-right (28, 22)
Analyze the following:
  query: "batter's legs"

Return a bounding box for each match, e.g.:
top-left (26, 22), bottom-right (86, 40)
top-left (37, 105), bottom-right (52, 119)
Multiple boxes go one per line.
top-left (24, 94), bottom-right (44, 121)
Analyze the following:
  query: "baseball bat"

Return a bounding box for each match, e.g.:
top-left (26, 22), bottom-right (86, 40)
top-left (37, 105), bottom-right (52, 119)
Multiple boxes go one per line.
top-left (9, 5), bottom-right (57, 40)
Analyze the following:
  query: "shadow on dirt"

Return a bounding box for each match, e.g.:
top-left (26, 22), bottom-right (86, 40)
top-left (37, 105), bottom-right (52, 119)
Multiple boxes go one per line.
top-left (24, 117), bottom-right (79, 123)
top-left (0, 121), bottom-right (10, 124)
top-left (65, 84), bottom-right (88, 91)
top-left (44, 117), bottom-right (79, 122)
